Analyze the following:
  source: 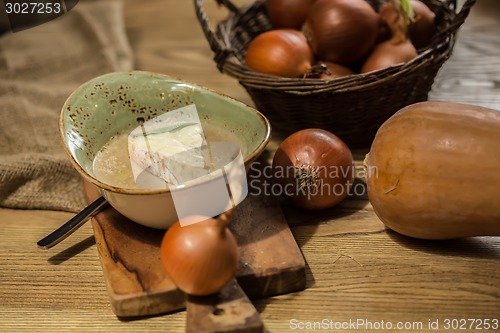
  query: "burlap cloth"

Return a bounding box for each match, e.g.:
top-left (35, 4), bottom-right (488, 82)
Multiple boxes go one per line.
top-left (0, 1), bottom-right (134, 213)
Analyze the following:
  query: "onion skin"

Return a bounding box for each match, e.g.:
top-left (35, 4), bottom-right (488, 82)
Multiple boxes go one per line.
top-left (318, 62), bottom-right (354, 80)
top-left (376, 16), bottom-right (392, 44)
top-left (272, 129), bottom-right (354, 210)
top-left (378, 1), bottom-right (406, 35)
top-left (360, 36), bottom-right (417, 73)
top-left (366, 101), bottom-right (500, 240)
top-left (409, 0), bottom-right (436, 49)
top-left (160, 215), bottom-right (239, 296)
top-left (267, 0), bottom-right (317, 30)
top-left (302, 0), bottom-right (379, 65)
top-left (245, 29), bottom-right (314, 78)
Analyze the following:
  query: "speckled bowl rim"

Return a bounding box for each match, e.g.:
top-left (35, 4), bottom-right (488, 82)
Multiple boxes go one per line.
top-left (60, 70), bottom-right (272, 196)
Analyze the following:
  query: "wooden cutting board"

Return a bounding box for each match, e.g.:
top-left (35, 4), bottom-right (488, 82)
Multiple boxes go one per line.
top-left (84, 177), bottom-right (306, 318)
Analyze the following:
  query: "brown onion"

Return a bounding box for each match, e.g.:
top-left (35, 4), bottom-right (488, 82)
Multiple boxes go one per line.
top-left (267, 0), bottom-right (318, 30)
top-left (160, 213), bottom-right (239, 296)
top-left (361, 36), bottom-right (417, 73)
top-left (272, 129), bottom-right (354, 210)
top-left (245, 29), bottom-right (315, 78)
top-left (378, 0), bottom-right (435, 50)
top-left (409, 0), bottom-right (435, 49)
top-left (302, 0), bottom-right (379, 65)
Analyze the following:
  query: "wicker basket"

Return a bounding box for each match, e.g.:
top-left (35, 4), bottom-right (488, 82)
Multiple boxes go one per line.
top-left (194, 0), bottom-right (475, 147)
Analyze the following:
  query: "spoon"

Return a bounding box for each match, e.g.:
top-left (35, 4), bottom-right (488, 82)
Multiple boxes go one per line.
top-left (37, 196), bottom-right (109, 249)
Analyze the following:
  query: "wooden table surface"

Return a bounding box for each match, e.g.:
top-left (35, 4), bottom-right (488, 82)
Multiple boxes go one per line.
top-left (1, 0), bottom-right (499, 332)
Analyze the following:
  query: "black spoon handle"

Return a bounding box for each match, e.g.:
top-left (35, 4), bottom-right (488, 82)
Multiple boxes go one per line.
top-left (37, 196), bottom-right (109, 249)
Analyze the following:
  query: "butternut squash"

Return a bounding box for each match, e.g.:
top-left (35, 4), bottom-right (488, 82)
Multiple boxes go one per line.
top-left (366, 101), bottom-right (500, 239)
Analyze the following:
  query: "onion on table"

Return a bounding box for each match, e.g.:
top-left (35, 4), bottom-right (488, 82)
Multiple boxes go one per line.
top-left (366, 101), bottom-right (500, 240)
top-left (272, 129), bottom-right (355, 210)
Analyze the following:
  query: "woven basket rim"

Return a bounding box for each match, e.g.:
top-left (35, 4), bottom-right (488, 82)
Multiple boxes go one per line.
top-left (223, 44), bottom-right (449, 93)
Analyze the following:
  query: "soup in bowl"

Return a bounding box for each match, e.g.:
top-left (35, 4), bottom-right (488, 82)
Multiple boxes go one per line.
top-left (60, 71), bottom-right (271, 229)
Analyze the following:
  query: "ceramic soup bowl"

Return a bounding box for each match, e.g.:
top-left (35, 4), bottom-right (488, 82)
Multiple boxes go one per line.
top-left (60, 71), bottom-right (271, 229)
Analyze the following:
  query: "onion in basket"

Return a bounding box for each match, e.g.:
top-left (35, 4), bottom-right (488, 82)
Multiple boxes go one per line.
top-left (302, 0), bottom-right (379, 65)
top-left (317, 61), bottom-right (354, 80)
top-left (245, 29), bottom-right (315, 78)
top-left (267, 0), bottom-right (318, 30)
top-left (378, 0), bottom-right (435, 50)
top-left (360, 36), bottom-right (417, 73)
top-left (361, 0), bottom-right (418, 73)
top-left (408, 0), bottom-right (436, 49)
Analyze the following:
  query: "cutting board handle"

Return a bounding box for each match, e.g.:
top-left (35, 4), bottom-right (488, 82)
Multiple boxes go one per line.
top-left (186, 279), bottom-right (263, 333)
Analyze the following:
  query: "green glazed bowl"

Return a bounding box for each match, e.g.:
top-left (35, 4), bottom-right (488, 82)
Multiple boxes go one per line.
top-left (60, 71), bottom-right (271, 229)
